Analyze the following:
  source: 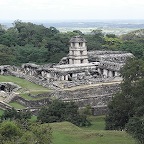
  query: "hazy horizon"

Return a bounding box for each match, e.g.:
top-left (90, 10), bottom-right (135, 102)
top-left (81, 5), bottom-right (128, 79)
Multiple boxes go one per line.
top-left (1, 19), bottom-right (144, 24)
top-left (1, 0), bottom-right (144, 21)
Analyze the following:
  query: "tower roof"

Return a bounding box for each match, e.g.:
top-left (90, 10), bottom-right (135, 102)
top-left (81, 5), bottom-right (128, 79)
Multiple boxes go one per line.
top-left (69, 36), bottom-right (87, 43)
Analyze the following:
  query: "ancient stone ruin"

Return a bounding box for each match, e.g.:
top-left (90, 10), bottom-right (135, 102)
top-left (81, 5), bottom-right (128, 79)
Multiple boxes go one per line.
top-left (0, 36), bottom-right (133, 89)
top-left (0, 36), bottom-right (134, 115)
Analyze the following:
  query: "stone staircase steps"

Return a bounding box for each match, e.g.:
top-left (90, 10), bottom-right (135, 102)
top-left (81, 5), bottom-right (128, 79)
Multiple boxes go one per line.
top-left (0, 101), bottom-right (12, 110)
top-left (4, 93), bottom-right (18, 103)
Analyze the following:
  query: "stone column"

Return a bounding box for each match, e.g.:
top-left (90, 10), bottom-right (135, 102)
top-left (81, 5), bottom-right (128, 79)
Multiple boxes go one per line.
top-left (98, 68), bottom-right (101, 74)
top-left (108, 71), bottom-right (113, 77)
top-left (72, 73), bottom-right (77, 80)
top-left (61, 75), bottom-right (64, 81)
top-left (103, 69), bottom-right (108, 78)
top-left (47, 73), bottom-right (51, 78)
top-left (41, 71), bottom-right (44, 77)
top-left (115, 71), bottom-right (120, 77)
top-left (69, 59), bottom-right (72, 64)
top-left (65, 75), bottom-right (68, 80)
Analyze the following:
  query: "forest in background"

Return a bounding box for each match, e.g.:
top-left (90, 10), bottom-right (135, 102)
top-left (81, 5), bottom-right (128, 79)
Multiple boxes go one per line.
top-left (0, 20), bottom-right (144, 65)
top-left (0, 20), bottom-right (144, 143)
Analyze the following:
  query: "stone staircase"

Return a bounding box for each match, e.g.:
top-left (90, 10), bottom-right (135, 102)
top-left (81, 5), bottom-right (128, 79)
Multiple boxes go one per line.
top-left (3, 92), bottom-right (18, 103)
top-left (0, 101), bottom-right (12, 110)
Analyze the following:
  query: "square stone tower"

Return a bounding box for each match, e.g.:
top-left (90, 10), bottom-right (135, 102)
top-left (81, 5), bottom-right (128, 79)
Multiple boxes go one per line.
top-left (68, 36), bottom-right (89, 64)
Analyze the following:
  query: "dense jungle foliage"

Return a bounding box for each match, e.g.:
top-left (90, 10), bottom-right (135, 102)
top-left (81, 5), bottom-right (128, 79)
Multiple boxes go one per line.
top-left (0, 20), bottom-right (144, 65)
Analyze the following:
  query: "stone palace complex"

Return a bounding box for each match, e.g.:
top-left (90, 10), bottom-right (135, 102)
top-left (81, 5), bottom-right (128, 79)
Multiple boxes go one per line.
top-left (0, 36), bottom-right (133, 115)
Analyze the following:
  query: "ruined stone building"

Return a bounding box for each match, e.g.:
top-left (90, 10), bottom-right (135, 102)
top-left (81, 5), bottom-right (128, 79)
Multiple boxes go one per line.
top-left (0, 36), bottom-right (134, 114)
top-left (0, 35), bottom-right (133, 89)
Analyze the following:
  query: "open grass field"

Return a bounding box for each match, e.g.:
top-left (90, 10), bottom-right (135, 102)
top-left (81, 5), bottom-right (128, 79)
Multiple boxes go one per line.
top-left (9, 102), bottom-right (26, 109)
top-left (82, 115), bottom-right (106, 131)
top-left (0, 75), bottom-right (51, 93)
top-left (28, 115), bottom-right (135, 144)
top-left (50, 122), bottom-right (135, 144)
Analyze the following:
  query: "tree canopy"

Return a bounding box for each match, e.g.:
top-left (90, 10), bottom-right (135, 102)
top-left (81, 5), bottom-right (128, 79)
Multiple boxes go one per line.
top-left (37, 100), bottom-right (91, 127)
top-left (0, 121), bottom-right (52, 144)
top-left (0, 21), bottom-right (144, 65)
top-left (105, 58), bottom-right (144, 143)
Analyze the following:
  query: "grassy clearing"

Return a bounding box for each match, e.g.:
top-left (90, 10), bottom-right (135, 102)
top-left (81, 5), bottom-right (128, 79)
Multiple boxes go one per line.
top-left (9, 102), bottom-right (26, 109)
top-left (29, 115), bottom-right (37, 122)
top-left (0, 109), bottom-right (4, 116)
top-left (50, 116), bottom-right (135, 144)
top-left (0, 75), bottom-right (51, 93)
top-left (82, 115), bottom-right (105, 131)
top-left (20, 93), bottom-right (51, 101)
top-left (50, 122), bottom-right (135, 144)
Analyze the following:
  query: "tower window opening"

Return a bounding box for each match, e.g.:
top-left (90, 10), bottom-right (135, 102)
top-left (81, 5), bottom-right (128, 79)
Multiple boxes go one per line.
top-left (80, 51), bottom-right (83, 55)
top-left (112, 71), bottom-right (115, 77)
top-left (80, 59), bottom-right (84, 63)
top-left (79, 42), bottom-right (83, 47)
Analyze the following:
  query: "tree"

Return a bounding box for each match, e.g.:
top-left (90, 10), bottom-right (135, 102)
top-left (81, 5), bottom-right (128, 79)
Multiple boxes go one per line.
top-left (0, 121), bottom-right (52, 144)
top-left (105, 58), bottom-right (144, 143)
top-left (37, 100), bottom-right (91, 127)
top-left (103, 36), bottom-right (122, 50)
top-left (126, 117), bottom-right (144, 144)
top-left (1, 108), bottom-right (32, 121)
top-left (30, 123), bottom-right (52, 144)
top-left (119, 41), bottom-right (144, 59)
top-left (0, 44), bottom-right (16, 65)
top-left (0, 121), bottom-right (22, 143)
top-left (84, 29), bottom-right (106, 51)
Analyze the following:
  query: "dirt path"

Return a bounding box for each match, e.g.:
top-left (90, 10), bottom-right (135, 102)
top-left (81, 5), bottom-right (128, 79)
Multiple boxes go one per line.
top-left (64, 81), bottom-right (121, 91)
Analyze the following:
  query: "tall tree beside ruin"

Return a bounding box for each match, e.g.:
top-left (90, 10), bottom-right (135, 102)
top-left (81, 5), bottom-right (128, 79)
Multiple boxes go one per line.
top-left (105, 58), bottom-right (144, 143)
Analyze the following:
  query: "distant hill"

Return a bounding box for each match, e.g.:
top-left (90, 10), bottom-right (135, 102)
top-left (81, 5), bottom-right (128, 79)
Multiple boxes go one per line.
top-left (121, 29), bottom-right (144, 40)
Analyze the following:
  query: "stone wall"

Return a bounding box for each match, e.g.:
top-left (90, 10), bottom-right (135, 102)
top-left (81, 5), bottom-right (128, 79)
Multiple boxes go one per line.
top-left (10, 83), bottom-right (120, 115)
top-left (88, 51), bottom-right (133, 63)
top-left (0, 82), bottom-right (120, 116)
top-left (54, 83), bottom-right (120, 115)
top-left (12, 96), bottom-right (52, 107)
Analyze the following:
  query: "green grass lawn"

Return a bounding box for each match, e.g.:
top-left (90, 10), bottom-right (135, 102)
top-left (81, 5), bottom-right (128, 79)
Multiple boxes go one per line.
top-left (29, 115), bottom-right (37, 122)
top-left (9, 102), bottom-right (26, 109)
top-left (0, 109), bottom-right (4, 116)
top-left (0, 75), bottom-right (51, 93)
top-left (82, 115), bottom-right (105, 131)
top-left (50, 122), bottom-right (135, 144)
top-left (20, 93), bottom-right (51, 101)
top-left (49, 116), bottom-right (136, 144)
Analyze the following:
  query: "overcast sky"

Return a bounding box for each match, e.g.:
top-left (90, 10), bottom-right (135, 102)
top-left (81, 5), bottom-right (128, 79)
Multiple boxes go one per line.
top-left (0, 0), bottom-right (144, 21)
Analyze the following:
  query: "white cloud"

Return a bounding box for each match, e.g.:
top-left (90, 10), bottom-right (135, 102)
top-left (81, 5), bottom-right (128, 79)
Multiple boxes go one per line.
top-left (0, 0), bottom-right (144, 21)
